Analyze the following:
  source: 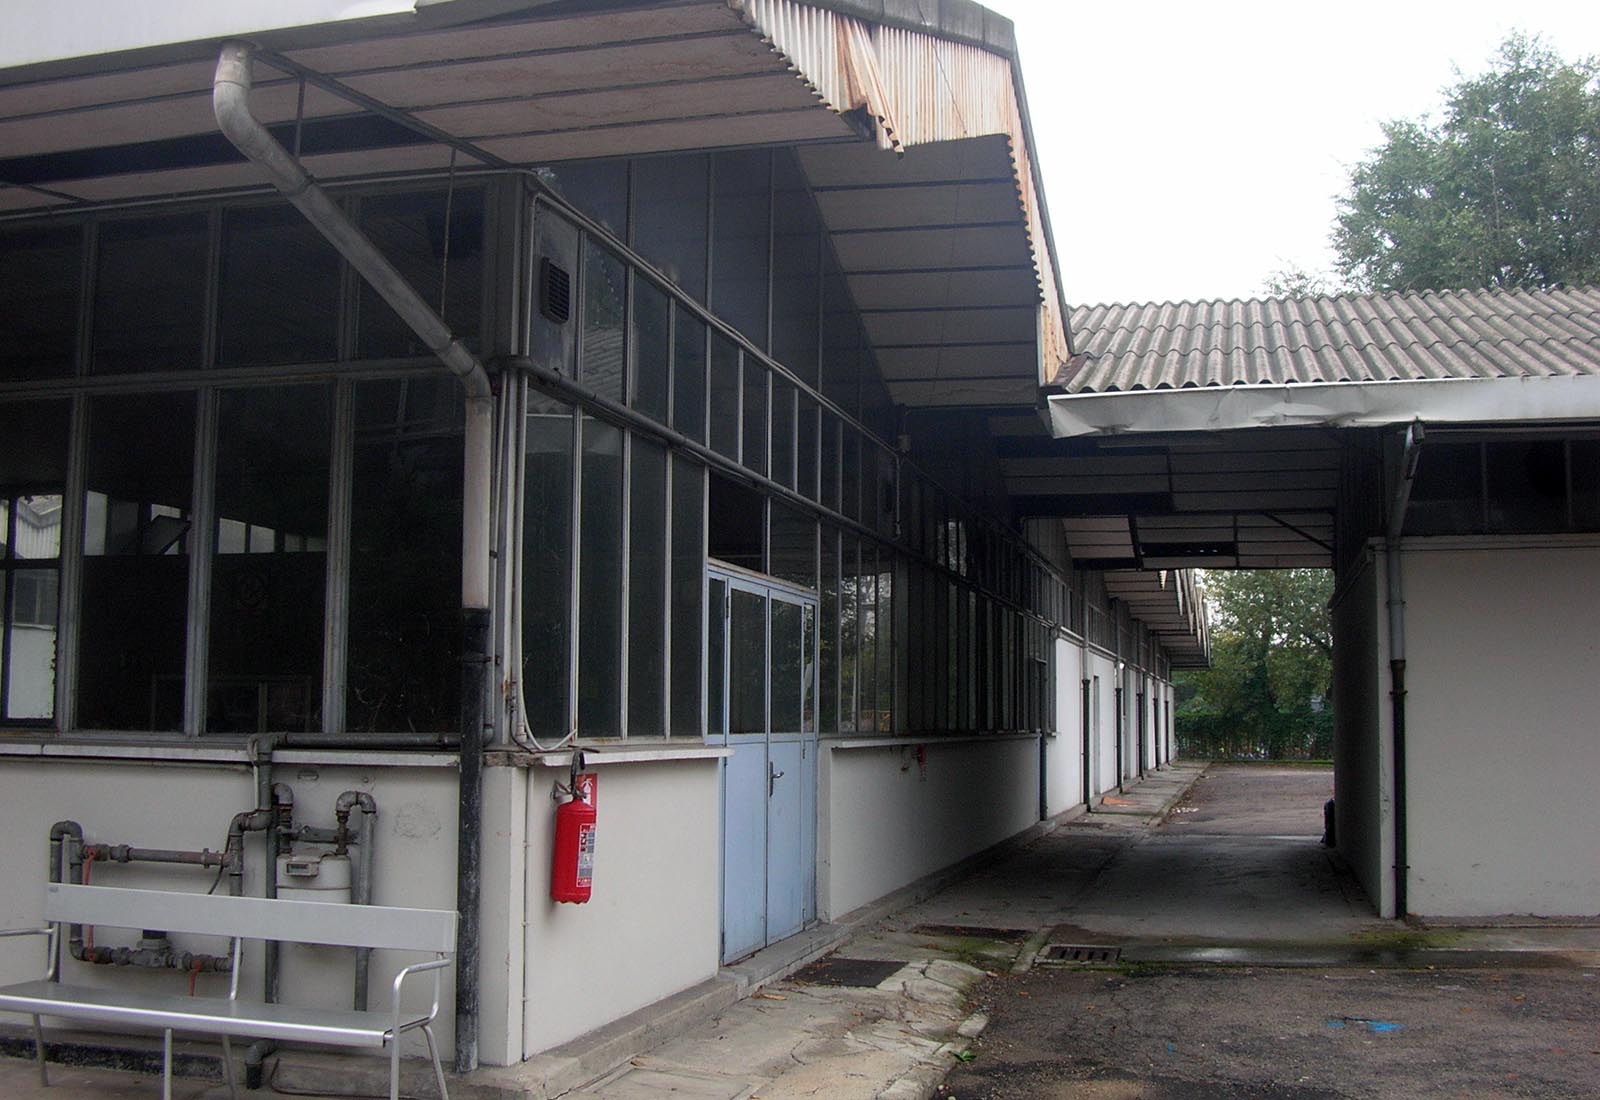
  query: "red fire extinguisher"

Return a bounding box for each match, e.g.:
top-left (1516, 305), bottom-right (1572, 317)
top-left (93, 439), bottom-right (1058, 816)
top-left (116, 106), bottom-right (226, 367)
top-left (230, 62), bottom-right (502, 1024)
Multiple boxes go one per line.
top-left (551, 760), bottom-right (597, 904)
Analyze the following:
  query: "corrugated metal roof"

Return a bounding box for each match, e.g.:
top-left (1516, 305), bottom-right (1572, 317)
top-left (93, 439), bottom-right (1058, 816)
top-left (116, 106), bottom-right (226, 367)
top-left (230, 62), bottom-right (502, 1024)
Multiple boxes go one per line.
top-left (1060, 285), bottom-right (1600, 393)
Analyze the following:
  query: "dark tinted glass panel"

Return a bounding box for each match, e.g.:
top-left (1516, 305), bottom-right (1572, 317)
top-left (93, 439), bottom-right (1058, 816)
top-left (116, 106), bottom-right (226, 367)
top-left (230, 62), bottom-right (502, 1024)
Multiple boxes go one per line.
top-left (874, 445), bottom-right (897, 537)
top-left (628, 437), bottom-right (668, 736)
top-left (858, 550), bottom-right (877, 732)
top-left (796, 394), bottom-right (818, 501)
top-left (670, 456), bottom-right (705, 737)
top-left (1572, 441), bottom-right (1600, 529)
top-left (671, 307), bottom-right (708, 444)
top-left (523, 397), bottom-right (575, 739)
top-left (0, 225), bottom-right (79, 381)
top-left (347, 378), bottom-right (462, 733)
top-left (770, 152), bottom-right (820, 386)
top-left (219, 205), bottom-right (340, 366)
top-left (708, 577), bottom-right (726, 736)
top-left (631, 154), bottom-right (708, 301)
top-left (357, 189), bottom-right (483, 360)
top-left (537, 161), bottom-right (628, 239)
top-left (708, 473), bottom-right (763, 572)
top-left (742, 361), bottom-right (767, 477)
top-left (840, 429), bottom-right (860, 521)
top-left (820, 247), bottom-right (860, 418)
top-left (1487, 440), bottom-right (1566, 532)
top-left (711, 149), bottom-right (770, 349)
top-left (819, 413), bottom-right (841, 512)
top-left (79, 392), bottom-right (196, 730)
top-left (730, 588), bottom-right (765, 734)
top-left (1405, 442), bottom-right (1481, 534)
top-left (875, 553), bottom-right (893, 732)
top-left (208, 386), bottom-right (331, 734)
top-left (92, 214), bottom-right (207, 374)
top-left (771, 599), bottom-right (802, 732)
top-left (578, 418), bottom-right (623, 735)
top-left (838, 533), bottom-right (857, 733)
top-left (0, 399), bottom-right (70, 722)
top-left (771, 379), bottom-right (795, 490)
top-left (708, 335), bottom-right (740, 460)
top-left (770, 500), bottom-right (816, 590)
top-left (819, 526), bottom-right (838, 733)
top-left (581, 238), bottom-right (626, 402)
top-left (630, 277), bottom-right (670, 422)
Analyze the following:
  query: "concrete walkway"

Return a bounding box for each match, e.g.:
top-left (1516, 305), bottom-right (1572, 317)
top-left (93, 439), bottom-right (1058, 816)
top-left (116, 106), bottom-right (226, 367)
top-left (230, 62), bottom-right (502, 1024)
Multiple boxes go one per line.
top-left (8, 762), bottom-right (1593, 1099)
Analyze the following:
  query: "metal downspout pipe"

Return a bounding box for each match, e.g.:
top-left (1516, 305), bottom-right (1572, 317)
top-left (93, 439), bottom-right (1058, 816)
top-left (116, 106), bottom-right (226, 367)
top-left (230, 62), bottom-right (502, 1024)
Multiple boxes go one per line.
top-left (213, 42), bottom-right (493, 1075)
top-left (1385, 422), bottom-right (1424, 920)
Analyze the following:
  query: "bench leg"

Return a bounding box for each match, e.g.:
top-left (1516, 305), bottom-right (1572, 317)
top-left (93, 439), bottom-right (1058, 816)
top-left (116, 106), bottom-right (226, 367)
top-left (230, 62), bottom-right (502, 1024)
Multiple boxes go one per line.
top-left (162, 1029), bottom-right (173, 1100)
top-left (31, 1014), bottom-right (48, 1086)
top-left (219, 1035), bottom-right (239, 1100)
top-left (421, 1024), bottom-right (449, 1100)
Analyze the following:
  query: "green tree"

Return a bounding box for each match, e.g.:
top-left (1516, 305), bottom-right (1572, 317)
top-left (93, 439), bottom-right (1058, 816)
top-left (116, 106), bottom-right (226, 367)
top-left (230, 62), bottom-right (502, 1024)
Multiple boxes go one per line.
top-left (1175, 570), bottom-right (1333, 760)
top-left (1333, 34), bottom-right (1600, 293)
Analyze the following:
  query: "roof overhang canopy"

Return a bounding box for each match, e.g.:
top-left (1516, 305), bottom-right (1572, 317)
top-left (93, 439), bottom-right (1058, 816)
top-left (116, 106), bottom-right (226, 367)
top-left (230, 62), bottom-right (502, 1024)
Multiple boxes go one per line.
top-left (1100, 569), bottom-right (1209, 668)
top-left (0, 0), bottom-right (1068, 410)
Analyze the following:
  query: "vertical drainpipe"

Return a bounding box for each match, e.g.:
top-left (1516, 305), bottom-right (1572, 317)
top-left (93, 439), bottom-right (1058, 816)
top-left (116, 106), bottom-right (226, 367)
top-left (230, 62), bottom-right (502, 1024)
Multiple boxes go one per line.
top-left (213, 43), bottom-right (494, 1075)
top-left (1385, 422), bottom-right (1424, 920)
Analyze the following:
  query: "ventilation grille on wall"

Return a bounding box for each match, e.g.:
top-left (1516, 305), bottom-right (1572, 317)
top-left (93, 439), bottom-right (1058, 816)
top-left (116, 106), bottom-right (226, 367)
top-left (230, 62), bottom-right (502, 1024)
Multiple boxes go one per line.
top-left (539, 257), bottom-right (572, 324)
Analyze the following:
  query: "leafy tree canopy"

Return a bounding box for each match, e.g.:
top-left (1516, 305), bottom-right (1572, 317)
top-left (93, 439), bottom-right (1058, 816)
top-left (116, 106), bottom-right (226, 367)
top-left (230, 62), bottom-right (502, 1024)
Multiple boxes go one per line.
top-left (1175, 570), bottom-right (1333, 760)
top-left (1333, 33), bottom-right (1600, 293)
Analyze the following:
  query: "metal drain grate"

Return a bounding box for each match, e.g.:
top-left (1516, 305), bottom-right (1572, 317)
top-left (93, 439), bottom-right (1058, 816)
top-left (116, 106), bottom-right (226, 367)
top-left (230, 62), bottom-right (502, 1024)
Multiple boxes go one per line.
top-left (1037, 943), bottom-right (1122, 965)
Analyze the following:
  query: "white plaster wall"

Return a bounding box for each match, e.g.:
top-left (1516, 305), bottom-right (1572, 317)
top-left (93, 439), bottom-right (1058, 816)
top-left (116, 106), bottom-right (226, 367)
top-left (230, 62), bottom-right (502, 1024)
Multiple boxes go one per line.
top-left (821, 736), bottom-right (1040, 919)
top-left (1044, 636), bottom-right (1085, 817)
top-left (1332, 550), bottom-right (1392, 918)
top-left (521, 759), bottom-right (721, 1056)
top-left (0, 753), bottom-right (460, 1056)
top-left (1402, 539), bottom-right (1600, 917)
top-left (1086, 649), bottom-right (1119, 796)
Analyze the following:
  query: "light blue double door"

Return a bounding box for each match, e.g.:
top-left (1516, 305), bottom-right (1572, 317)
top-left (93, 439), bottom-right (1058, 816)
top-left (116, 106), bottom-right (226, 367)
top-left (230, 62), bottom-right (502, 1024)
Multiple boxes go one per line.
top-left (709, 567), bottom-right (818, 964)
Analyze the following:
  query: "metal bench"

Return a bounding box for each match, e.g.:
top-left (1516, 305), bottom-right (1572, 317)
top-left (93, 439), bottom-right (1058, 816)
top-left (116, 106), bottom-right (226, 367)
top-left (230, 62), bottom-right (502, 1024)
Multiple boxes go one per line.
top-left (0, 882), bottom-right (455, 1100)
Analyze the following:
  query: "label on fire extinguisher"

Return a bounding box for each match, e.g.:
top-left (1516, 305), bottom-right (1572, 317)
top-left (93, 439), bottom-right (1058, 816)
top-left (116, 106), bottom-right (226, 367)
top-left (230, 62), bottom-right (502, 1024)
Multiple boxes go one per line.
top-left (576, 821), bottom-right (596, 886)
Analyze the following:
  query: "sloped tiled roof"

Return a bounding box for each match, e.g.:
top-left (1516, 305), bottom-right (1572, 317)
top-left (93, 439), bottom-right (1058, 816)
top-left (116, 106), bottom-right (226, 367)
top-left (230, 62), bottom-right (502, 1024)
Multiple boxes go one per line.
top-left (1059, 285), bottom-right (1600, 393)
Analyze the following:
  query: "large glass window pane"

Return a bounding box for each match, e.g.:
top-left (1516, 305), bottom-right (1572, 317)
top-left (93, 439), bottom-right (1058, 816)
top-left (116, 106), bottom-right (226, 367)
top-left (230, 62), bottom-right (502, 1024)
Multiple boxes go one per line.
top-left (796, 394), bottom-right (818, 502)
top-left (708, 473), bottom-right (763, 572)
top-left (841, 429), bottom-right (860, 522)
top-left (820, 246), bottom-right (860, 418)
top-left (1, 400), bottom-right (69, 722)
top-left (347, 378), bottom-right (462, 733)
top-left (523, 396), bottom-right (575, 740)
top-left (1487, 440), bottom-right (1566, 532)
top-left (742, 361), bottom-right (768, 478)
top-left (839, 534), bottom-right (858, 733)
top-left (1405, 442), bottom-right (1482, 534)
top-left (207, 386), bottom-right (331, 734)
top-left (770, 500), bottom-right (816, 590)
top-left (0, 225), bottom-right (80, 381)
top-left (219, 205), bottom-right (341, 367)
top-left (92, 214), bottom-right (208, 375)
top-left (536, 160), bottom-right (628, 240)
top-left (630, 277), bottom-right (670, 423)
top-left (632, 154), bottom-right (708, 301)
top-left (819, 413), bottom-right (841, 513)
top-left (711, 149), bottom-right (771, 350)
top-left (672, 308), bottom-right (708, 444)
top-left (708, 335), bottom-right (740, 460)
top-left (79, 392), bottom-right (196, 730)
top-left (802, 603), bottom-right (816, 734)
top-left (730, 589), bottom-right (765, 734)
top-left (819, 526), bottom-right (838, 733)
top-left (357, 189), bottom-right (483, 359)
top-left (707, 577), bottom-right (727, 736)
top-left (771, 152), bottom-right (821, 387)
top-left (581, 238), bottom-right (627, 403)
top-left (859, 552), bottom-right (877, 733)
top-left (628, 437), bottom-right (668, 737)
top-left (771, 599), bottom-right (802, 732)
top-left (877, 552), bottom-right (894, 733)
top-left (578, 418), bottom-right (624, 735)
top-left (771, 379), bottom-right (796, 490)
top-left (671, 457), bottom-right (705, 737)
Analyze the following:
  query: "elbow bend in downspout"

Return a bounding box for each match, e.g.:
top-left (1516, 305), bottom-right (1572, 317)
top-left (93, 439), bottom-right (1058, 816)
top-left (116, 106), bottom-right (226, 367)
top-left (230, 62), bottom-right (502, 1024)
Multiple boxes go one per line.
top-left (215, 40), bottom-right (492, 1072)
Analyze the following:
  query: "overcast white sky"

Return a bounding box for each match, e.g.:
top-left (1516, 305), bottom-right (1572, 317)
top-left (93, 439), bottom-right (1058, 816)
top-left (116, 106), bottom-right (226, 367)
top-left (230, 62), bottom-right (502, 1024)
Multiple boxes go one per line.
top-left (981, 1), bottom-right (1600, 307)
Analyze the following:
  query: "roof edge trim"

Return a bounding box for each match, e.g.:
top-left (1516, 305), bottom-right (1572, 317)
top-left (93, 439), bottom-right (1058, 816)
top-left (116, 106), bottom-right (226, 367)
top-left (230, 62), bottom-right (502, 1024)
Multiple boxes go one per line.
top-left (1047, 375), bottom-right (1600, 438)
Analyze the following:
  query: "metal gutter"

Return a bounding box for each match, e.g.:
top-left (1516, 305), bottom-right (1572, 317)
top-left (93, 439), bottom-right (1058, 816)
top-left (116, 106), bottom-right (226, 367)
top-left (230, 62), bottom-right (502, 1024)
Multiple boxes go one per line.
top-left (213, 41), bottom-right (492, 1074)
top-left (1048, 375), bottom-right (1600, 439)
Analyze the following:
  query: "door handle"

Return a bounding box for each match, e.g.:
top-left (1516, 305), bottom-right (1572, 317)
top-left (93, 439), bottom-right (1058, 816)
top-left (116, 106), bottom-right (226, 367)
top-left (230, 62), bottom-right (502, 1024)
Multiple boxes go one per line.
top-left (769, 763), bottom-right (785, 796)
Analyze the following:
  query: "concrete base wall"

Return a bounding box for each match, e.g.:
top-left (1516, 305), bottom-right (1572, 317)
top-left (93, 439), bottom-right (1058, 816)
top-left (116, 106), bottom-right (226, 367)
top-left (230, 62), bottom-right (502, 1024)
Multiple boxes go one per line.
top-left (1402, 538), bottom-right (1600, 917)
top-left (0, 752), bottom-right (459, 1059)
top-left (520, 758), bottom-right (722, 1056)
top-left (821, 736), bottom-right (1040, 919)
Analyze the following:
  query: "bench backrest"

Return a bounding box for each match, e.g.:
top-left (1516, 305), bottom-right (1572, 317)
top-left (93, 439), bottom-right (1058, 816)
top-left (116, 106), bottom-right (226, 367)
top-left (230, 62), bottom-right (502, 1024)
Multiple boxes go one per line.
top-left (44, 883), bottom-right (456, 954)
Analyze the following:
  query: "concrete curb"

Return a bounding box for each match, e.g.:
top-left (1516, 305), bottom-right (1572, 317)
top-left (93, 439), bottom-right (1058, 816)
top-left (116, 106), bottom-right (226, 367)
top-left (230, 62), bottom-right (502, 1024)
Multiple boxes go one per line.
top-left (875, 1008), bottom-right (989, 1100)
